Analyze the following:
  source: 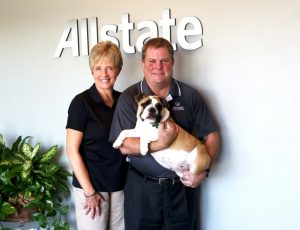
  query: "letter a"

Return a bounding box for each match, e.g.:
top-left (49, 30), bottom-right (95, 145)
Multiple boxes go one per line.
top-left (54, 19), bottom-right (79, 57)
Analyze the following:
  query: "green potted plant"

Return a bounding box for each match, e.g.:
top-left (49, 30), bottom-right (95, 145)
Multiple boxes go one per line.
top-left (0, 133), bottom-right (71, 230)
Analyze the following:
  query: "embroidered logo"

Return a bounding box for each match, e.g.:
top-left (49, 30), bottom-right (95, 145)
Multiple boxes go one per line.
top-left (172, 101), bottom-right (184, 111)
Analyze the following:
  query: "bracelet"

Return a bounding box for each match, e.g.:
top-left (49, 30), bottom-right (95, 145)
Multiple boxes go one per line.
top-left (84, 190), bottom-right (96, 198)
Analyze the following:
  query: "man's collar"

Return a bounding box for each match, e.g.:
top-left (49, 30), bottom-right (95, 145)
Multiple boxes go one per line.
top-left (139, 78), bottom-right (182, 99)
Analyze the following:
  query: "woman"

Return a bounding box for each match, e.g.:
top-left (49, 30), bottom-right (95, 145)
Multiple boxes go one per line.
top-left (66, 41), bottom-right (127, 230)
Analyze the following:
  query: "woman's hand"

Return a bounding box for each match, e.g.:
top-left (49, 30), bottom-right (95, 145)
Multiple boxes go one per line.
top-left (83, 192), bottom-right (108, 219)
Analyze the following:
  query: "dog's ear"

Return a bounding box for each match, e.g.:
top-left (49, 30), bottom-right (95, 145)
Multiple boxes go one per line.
top-left (135, 93), bottom-right (146, 103)
top-left (160, 97), bottom-right (170, 109)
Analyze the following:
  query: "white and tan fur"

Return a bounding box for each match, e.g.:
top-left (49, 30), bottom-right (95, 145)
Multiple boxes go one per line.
top-left (113, 94), bottom-right (210, 177)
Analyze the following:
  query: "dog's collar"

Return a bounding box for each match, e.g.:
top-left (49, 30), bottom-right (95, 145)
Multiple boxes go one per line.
top-left (152, 122), bottom-right (159, 128)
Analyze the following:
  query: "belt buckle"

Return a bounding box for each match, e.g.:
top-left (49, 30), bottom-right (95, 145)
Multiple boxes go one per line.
top-left (158, 177), bottom-right (175, 185)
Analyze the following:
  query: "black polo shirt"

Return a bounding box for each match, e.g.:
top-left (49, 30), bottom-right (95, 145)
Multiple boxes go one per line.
top-left (109, 79), bottom-right (217, 178)
top-left (66, 84), bottom-right (127, 192)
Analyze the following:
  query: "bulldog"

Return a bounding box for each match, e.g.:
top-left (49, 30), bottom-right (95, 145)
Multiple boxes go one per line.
top-left (113, 94), bottom-right (210, 176)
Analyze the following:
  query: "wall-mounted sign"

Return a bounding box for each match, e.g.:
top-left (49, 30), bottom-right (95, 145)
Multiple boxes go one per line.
top-left (54, 9), bottom-right (203, 57)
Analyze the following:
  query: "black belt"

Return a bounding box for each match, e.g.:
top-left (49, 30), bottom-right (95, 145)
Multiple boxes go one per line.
top-left (130, 165), bottom-right (181, 186)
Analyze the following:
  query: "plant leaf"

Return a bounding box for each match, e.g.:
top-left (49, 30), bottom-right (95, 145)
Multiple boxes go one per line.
top-left (21, 143), bottom-right (33, 158)
top-left (39, 145), bottom-right (58, 163)
top-left (30, 143), bottom-right (40, 159)
top-left (40, 164), bottom-right (60, 176)
top-left (11, 136), bottom-right (22, 152)
top-left (23, 190), bottom-right (32, 200)
top-left (0, 133), bottom-right (4, 146)
top-left (20, 160), bottom-right (33, 180)
top-left (0, 202), bottom-right (17, 215)
top-left (60, 205), bottom-right (69, 215)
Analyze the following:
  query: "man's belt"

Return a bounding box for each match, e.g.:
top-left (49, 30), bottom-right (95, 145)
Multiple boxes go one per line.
top-left (130, 165), bottom-right (181, 186)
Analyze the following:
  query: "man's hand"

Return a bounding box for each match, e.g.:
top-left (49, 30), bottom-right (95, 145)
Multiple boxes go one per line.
top-left (149, 120), bottom-right (178, 152)
top-left (180, 170), bottom-right (207, 188)
top-left (118, 120), bottom-right (178, 155)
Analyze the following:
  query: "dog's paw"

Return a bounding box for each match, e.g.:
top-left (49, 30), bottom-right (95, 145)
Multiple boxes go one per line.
top-left (113, 139), bottom-right (123, 149)
top-left (140, 145), bottom-right (149, 156)
top-left (176, 172), bottom-right (184, 178)
top-left (140, 150), bottom-right (148, 156)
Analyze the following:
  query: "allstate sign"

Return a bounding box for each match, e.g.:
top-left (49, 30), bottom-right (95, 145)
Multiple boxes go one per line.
top-left (54, 9), bottom-right (203, 57)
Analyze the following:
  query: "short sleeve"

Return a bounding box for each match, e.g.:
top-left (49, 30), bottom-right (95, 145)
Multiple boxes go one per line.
top-left (109, 89), bottom-right (138, 142)
top-left (192, 92), bottom-right (217, 139)
top-left (66, 95), bottom-right (88, 132)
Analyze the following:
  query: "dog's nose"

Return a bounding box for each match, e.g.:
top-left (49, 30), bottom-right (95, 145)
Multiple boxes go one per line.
top-left (149, 107), bottom-right (156, 114)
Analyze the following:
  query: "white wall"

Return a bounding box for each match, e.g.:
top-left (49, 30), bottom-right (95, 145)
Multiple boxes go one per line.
top-left (1, 0), bottom-right (299, 229)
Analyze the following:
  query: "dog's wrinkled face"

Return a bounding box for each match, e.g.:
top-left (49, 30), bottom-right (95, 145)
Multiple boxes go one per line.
top-left (135, 94), bottom-right (170, 125)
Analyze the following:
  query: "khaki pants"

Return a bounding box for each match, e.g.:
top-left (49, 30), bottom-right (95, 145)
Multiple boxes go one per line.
top-left (74, 187), bottom-right (125, 230)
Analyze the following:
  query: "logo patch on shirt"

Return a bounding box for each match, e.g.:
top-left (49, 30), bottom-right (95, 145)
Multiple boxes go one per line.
top-left (172, 101), bottom-right (184, 111)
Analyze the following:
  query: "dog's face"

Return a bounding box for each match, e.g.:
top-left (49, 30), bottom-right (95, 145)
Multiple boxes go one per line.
top-left (135, 94), bottom-right (170, 125)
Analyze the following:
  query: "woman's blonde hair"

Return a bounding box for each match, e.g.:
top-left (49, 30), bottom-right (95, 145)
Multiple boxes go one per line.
top-left (89, 41), bottom-right (123, 74)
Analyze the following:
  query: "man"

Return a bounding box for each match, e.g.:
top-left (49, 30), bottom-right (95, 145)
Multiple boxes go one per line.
top-left (109, 37), bottom-right (219, 230)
